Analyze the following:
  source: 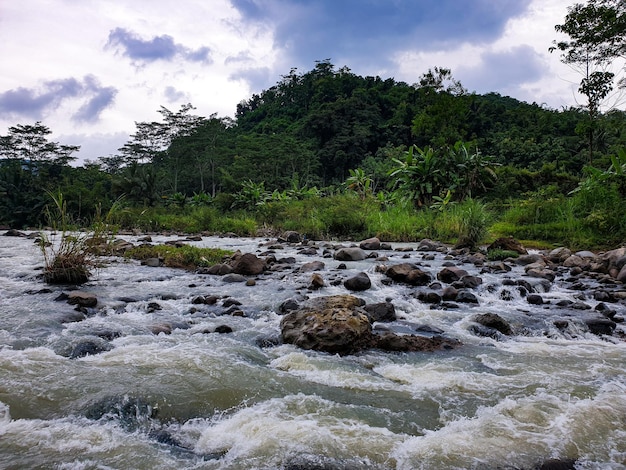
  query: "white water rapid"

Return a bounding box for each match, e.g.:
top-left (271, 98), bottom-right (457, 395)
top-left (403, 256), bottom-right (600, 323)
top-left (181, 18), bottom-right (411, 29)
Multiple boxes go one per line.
top-left (0, 232), bottom-right (625, 469)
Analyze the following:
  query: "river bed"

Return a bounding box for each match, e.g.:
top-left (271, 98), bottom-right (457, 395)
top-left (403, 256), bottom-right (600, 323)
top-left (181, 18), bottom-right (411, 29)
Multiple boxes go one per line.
top-left (0, 231), bottom-right (625, 469)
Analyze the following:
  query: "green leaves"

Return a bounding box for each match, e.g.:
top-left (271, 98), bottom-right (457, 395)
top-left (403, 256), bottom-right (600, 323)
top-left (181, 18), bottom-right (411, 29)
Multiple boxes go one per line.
top-left (388, 142), bottom-right (498, 208)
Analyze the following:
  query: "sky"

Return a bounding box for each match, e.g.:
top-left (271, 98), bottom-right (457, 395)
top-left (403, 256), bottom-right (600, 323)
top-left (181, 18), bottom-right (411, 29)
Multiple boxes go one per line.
top-left (0, 0), bottom-right (586, 164)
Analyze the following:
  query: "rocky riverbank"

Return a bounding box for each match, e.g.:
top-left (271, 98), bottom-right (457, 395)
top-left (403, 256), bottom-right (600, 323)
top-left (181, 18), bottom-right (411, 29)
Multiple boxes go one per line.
top-left (8, 229), bottom-right (624, 358)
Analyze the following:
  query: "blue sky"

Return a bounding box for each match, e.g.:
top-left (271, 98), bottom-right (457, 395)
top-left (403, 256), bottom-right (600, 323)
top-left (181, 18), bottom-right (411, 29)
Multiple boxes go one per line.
top-left (0, 0), bottom-right (582, 163)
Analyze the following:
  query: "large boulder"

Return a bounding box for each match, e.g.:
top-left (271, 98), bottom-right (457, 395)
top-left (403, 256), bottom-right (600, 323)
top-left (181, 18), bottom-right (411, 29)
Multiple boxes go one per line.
top-left (230, 253), bottom-right (266, 275)
top-left (280, 295), bottom-right (372, 354)
top-left (280, 294), bottom-right (460, 354)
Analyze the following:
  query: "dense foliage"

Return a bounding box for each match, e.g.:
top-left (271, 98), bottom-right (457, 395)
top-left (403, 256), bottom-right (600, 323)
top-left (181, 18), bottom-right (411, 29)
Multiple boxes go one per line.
top-left (1, 58), bottom-right (625, 248)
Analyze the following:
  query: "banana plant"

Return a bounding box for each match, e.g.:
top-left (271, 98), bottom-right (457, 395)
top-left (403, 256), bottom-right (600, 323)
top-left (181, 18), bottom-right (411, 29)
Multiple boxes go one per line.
top-left (389, 145), bottom-right (443, 207)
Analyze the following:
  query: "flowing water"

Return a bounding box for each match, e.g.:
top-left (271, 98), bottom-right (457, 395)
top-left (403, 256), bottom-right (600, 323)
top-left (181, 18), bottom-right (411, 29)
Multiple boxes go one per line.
top-left (0, 232), bottom-right (625, 469)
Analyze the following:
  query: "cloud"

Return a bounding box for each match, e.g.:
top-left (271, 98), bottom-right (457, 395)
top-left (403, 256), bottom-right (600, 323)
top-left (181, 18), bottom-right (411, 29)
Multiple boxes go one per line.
top-left (73, 87), bottom-right (118, 123)
top-left (230, 0), bottom-right (533, 71)
top-left (106, 27), bottom-right (213, 64)
top-left (458, 45), bottom-right (546, 96)
top-left (164, 86), bottom-right (187, 103)
top-left (0, 75), bottom-right (118, 122)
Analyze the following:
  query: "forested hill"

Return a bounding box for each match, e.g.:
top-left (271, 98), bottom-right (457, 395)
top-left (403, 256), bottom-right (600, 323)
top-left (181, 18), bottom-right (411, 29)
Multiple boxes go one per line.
top-left (2, 61), bottom-right (626, 230)
top-left (151, 60), bottom-right (623, 193)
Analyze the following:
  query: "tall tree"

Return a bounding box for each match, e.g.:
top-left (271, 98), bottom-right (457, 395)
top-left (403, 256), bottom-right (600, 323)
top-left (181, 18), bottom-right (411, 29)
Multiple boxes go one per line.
top-left (119, 104), bottom-right (205, 192)
top-left (0, 122), bottom-right (79, 167)
top-left (551, 0), bottom-right (626, 162)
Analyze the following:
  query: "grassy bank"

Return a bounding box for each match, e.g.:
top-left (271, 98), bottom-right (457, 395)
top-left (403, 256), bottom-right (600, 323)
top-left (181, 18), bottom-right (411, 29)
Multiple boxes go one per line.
top-left (104, 188), bottom-right (626, 251)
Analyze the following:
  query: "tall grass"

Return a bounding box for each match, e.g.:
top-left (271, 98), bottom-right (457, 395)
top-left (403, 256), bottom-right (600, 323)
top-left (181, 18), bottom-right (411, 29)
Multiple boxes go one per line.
top-left (39, 191), bottom-right (94, 284)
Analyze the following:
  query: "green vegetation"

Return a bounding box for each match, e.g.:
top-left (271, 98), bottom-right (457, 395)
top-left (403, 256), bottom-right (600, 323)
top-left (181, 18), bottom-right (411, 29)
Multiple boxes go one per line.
top-left (2, 4), bottom-right (626, 251)
top-left (39, 191), bottom-right (94, 284)
top-left (125, 245), bottom-right (232, 270)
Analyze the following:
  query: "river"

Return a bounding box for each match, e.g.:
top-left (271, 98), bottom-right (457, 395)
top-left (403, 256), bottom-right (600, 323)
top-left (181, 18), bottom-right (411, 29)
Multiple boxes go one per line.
top-left (0, 231), bottom-right (625, 469)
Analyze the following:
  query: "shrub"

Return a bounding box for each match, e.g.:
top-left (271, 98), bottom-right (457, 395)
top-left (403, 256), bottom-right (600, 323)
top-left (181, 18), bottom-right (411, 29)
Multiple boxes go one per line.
top-left (39, 191), bottom-right (94, 284)
top-left (452, 199), bottom-right (490, 249)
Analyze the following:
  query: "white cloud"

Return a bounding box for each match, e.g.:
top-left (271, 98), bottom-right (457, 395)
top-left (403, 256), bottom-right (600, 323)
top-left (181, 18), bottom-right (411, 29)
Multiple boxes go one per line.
top-left (391, 0), bottom-right (582, 109)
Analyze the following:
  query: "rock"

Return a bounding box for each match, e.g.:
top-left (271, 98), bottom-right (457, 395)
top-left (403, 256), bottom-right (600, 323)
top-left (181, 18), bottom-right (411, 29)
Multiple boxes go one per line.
top-left (245, 279), bottom-right (256, 286)
top-left (456, 290), bottom-right (479, 304)
top-left (301, 261), bottom-right (325, 272)
top-left (151, 324), bottom-right (172, 335)
top-left (418, 291), bottom-right (442, 304)
top-left (84, 395), bottom-right (157, 432)
top-left (457, 275), bottom-right (483, 289)
top-left (3, 229), bottom-right (27, 237)
top-left (363, 301), bottom-right (396, 322)
top-left (442, 286), bottom-right (458, 300)
top-left (585, 318), bottom-right (616, 335)
top-left (141, 257), bottom-right (162, 267)
top-left (309, 273), bottom-right (325, 290)
top-left (516, 254), bottom-right (545, 266)
top-left (487, 236), bottom-right (528, 254)
top-left (547, 247), bottom-right (572, 263)
top-left (199, 263), bottom-right (233, 275)
top-left (575, 250), bottom-right (596, 259)
top-left (280, 295), bottom-right (372, 354)
top-left (472, 313), bottom-right (513, 335)
top-left (563, 255), bottom-right (586, 269)
top-left (68, 339), bottom-right (112, 358)
top-left (222, 273), bottom-right (247, 283)
top-left (617, 265), bottom-right (626, 283)
top-left (278, 298), bottom-right (301, 314)
top-left (373, 333), bottom-right (459, 352)
top-left (417, 239), bottom-right (444, 252)
top-left (67, 291), bottom-right (98, 308)
top-left (526, 268), bottom-right (556, 282)
top-left (214, 325), bottom-right (233, 334)
top-left (223, 298), bottom-right (242, 307)
top-left (281, 231), bottom-right (302, 243)
top-left (406, 268), bottom-right (432, 286)
top-left (527, 294), bottom-right (544, 305)
top-left (334, 247), bottom-right (367, 261)
top-left (385, 263), bottom-right (431, 286)
top-left (359, 237), bottom-right (381, 250)
top-left (344, 272), bottom-right (372, 291)
top-left (231, 253), bottom-right (266, 275)
top-left (437, 266), bottom-right (469, 284)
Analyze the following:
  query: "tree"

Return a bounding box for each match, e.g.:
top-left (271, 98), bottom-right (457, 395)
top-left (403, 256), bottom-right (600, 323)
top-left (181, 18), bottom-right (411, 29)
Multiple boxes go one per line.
top-left (118, 104), bottom-right (206, 192)
top-left (551, 0), bottom-right (626, 162)
top-left (0, 122), bottom-right (79, 167)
